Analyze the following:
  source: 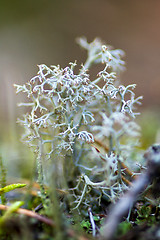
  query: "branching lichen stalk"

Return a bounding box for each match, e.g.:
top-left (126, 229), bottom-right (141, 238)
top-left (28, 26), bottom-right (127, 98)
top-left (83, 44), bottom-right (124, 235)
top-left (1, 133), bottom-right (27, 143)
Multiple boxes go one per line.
top-left (14, 37), bottom-right (143, 210)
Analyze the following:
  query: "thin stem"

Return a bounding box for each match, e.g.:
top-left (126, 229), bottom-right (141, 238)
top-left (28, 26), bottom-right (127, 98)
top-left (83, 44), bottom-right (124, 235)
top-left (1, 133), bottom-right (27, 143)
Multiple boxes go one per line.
top-left (104, 95), bottom-right (114, 154)
top-left (73, 182), bottom-right (87, 209)
top-left (37, 141), bottom-right (46, 202)
top-left (83, 54), bottom-right (99, 70)
top-left (83, 57), bottom-right (92, 70)
top-left (0, 156), bottom-right (7, 205)
top-left (117, 156), bottom-right (122, 182)
top-left (105, 95), bottom-right (113, 115)
top-left (108, 135), bottom-right (114, 155)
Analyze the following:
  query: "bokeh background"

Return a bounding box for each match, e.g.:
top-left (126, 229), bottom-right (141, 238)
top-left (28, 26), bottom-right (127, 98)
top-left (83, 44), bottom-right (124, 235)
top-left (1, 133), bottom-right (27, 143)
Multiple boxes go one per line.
top-left (0, 0), bottom-right (160, 178)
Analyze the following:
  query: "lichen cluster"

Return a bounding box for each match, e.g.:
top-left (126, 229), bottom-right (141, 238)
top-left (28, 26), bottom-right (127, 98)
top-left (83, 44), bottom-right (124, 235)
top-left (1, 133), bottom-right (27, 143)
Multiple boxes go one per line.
top-left (14, 37), bottom-right (143, 210)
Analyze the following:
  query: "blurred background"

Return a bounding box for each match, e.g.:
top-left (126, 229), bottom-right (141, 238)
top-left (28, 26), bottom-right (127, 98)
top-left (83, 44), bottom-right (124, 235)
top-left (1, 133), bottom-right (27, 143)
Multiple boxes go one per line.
top-left (0, 0), bottom-right (160, 178)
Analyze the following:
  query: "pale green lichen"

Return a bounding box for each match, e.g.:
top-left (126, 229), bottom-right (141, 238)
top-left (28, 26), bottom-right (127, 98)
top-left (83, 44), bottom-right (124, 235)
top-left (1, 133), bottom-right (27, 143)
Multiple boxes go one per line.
top-left (14, 37), bottom-right (143, 209)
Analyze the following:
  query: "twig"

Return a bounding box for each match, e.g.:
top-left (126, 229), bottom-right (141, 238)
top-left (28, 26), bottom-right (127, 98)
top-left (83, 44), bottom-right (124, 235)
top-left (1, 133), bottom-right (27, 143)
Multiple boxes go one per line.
top-left (120, 162), bottom-right (136, 179)
top-left (115, 170), bottom-right (132, 186)
top-left (93, 139), bottom-right (109, 153)
top-left (100, 144), bottom-right (160, 240)
top-left (0, 204), bottom-right (55, 226)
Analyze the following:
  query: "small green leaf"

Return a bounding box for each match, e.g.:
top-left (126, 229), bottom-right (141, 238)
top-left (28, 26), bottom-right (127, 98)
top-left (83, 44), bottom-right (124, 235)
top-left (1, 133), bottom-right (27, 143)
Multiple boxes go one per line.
top-left (116, 221), bottom-right (132, 237)
top-left (0, 201), bottom-right (24, 225)
top-left (6, 201), bottom-right (24, 213)
top-left (93, 215), bottom-right (100, 221)
top-left (80, 220), bottom-right (91, 229)
top-left (0, 183), bottom-right (26, 195)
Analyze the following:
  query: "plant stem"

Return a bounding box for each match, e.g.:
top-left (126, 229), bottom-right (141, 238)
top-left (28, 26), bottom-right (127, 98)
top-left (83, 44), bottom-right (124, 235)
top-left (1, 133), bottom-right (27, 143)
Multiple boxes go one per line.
top-left (37, 141), bottom-right (45, 201)
top-left (0, 156), bottom-right (7, 205)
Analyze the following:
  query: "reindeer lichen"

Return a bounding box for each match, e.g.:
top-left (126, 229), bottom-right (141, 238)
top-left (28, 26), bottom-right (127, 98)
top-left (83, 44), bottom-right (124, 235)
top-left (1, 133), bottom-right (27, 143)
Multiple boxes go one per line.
top-left (14, 37), bottom-right (143, 212)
